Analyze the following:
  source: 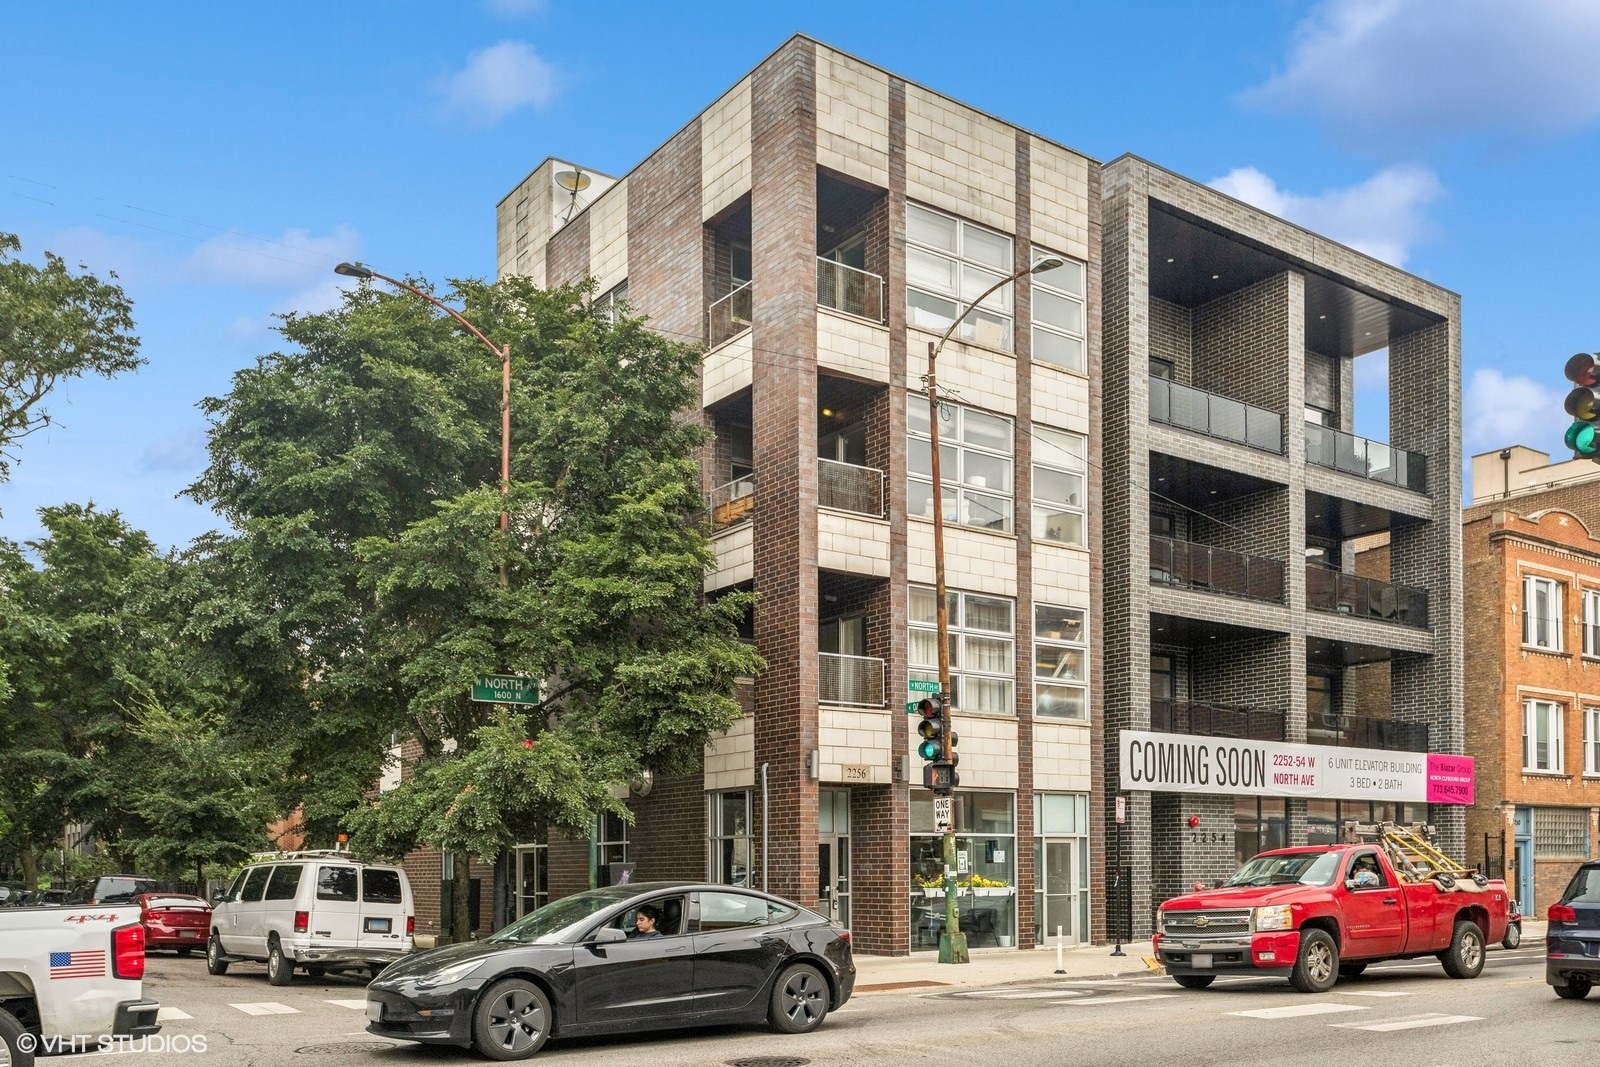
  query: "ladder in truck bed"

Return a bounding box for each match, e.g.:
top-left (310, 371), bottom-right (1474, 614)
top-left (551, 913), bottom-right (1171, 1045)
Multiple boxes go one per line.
top-left (1340, 821), bottom-right (1491, 892)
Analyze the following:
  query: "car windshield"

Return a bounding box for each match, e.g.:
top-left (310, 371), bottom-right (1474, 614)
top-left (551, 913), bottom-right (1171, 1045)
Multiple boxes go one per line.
top-left (1223, 852), bottom-right (1341, 888)
top-left (488, 887), bottom-right (640, 944)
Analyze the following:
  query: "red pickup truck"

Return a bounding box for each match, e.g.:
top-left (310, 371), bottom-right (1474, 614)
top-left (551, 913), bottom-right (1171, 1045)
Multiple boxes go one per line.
top-left (1153, 843), bottom-right (1512, 993)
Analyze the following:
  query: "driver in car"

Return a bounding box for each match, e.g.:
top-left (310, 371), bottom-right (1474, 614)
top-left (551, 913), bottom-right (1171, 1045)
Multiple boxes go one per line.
top-left (629, 903), bottom-right (663, 938)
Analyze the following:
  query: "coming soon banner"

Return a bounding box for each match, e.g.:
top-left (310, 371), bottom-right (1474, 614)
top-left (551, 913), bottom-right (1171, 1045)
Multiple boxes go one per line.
top-left (1118, 729), bottom-right (1475, 805)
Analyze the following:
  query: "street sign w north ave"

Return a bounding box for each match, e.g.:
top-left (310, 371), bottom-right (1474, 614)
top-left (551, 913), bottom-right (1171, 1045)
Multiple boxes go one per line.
top-left (907, 678), bottom-right (941, 693)
top-left (472, 674), bottom-right (539, 704)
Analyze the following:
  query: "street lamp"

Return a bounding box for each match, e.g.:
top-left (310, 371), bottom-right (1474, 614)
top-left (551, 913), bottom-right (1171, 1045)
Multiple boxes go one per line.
top-left (334, 262), bottom-right (513, 587)
top-left (924, 253), bottom-right (1065, 965)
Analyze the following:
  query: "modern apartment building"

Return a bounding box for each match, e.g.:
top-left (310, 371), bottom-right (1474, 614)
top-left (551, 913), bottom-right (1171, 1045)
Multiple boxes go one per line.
top-left (481, 34), bottom-right (1466, 952)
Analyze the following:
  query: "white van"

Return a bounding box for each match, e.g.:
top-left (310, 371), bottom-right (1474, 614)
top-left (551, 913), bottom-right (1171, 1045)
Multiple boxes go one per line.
top-left (207, 851), bottom-right (414, 985)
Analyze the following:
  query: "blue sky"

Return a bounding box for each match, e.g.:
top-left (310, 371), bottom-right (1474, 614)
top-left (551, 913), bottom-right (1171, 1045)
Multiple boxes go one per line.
top-left (3, 1), bottom-right (1597, 552)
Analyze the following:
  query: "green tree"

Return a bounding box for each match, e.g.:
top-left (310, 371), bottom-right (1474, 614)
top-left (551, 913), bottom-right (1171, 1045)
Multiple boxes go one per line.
top-left (0, 232), bottom-right (142, 482)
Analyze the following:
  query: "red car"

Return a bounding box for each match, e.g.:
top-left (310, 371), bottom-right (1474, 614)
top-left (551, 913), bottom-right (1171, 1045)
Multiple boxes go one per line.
top-left (137, 893), bottom-right (212, 955)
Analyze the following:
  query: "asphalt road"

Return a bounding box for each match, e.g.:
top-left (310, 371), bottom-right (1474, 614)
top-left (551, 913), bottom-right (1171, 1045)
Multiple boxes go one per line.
top-left (56, 946), bottom-right (1593, 1067)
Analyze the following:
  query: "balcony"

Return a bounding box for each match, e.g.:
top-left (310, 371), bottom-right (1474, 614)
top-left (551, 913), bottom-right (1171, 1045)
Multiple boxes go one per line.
top-left (1304, 422), bottom-right (1426, 493)
top-left (819, 653), bottom-right (885, 708)
top-left (1150, 536), bottom-right (1285, 603)
top-left (1151, 700), bottom-right (1285, 741)
top-left (817, 258), bottom-right (885, 322)
top-left (1305, 566), bottom-right (1428, 628)
top-left (1149, 377), bottom-right (1282, 453)
top-left (1306, 713), bottom-right (1428, 752)
top-left (818, 459), bottom-right (885, 517)
top-left (708, 281), bottom-right (753, 349)
top-left (708, 475), bottom-right (755, 529)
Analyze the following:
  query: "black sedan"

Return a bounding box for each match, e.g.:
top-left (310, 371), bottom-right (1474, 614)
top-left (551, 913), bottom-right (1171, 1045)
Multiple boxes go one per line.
top-left (366, 881), bottom-right (854, 1061)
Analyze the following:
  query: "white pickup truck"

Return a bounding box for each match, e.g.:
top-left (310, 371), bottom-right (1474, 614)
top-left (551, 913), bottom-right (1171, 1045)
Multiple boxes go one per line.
top-left (0, 904), bottom-right (161, 1064)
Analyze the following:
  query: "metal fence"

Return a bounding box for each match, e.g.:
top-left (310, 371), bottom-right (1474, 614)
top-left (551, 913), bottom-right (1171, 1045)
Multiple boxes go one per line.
top-left (817, 258), bottom-right (886, 322)
top-left (1149, 376), bottom-right (1283, 453)
top-left (1151, 700), bottom-right (1287, 741)
top-left (818, 652), bottom-right (885, 707)
top-left (818, 459), bottom-right (885, 516)
top-left (707, 281), bottom-right (753, 349)
top-left (708, 475), bottom-right (756, 528)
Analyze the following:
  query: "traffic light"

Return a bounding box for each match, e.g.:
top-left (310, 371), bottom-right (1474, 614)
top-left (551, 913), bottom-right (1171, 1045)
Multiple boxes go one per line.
top-left (1564, 353), bottom-right (1600, 460)
top-left (915, 692), bottom-right (959, 795)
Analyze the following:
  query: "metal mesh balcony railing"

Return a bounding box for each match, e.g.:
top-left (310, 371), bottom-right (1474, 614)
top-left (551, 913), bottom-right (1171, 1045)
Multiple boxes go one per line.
top-left (1149, 377), bottom-right (1283, 453)
top-left (817, 258), bottom-right (886, 322)
top-left (817, 459), bottom-right (885, 516)
top-left (1149, 536), bottom-right (1286, 603)
top-left (818, 652), bottom-right (885, 707)
top-left (1304, 421), bottom-right (1427, 492)
top-left (707, 281), bottom-right (753, 349)
top-left (1305, 566), bottom-right (1429, 628)
top-left (708, 475), bottom-right (755, 528)
top-left (1151, 700), bottom-right (1286, 741)
top-left (1305, 713), bottom-right (1429, 752)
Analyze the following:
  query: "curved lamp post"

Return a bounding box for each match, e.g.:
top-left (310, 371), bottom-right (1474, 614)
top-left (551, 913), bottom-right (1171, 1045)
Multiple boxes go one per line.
top-left (334, 262), bottom-right (512, 587)
top-left (925, 253), bottom-right (1065, 964)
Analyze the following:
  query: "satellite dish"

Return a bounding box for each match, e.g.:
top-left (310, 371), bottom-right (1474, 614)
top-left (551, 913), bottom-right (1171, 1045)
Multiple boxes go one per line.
top-left (554, 169), bottom-right (591, 194)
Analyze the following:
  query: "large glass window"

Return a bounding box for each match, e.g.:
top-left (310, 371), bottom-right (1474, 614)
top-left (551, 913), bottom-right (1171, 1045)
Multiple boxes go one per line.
top-left (908, 396), bottom-right (1014, 533)
top-left (909, 586), bottom-right (1015, 715)
top-left (1030, 250), bottom-right (1086, 372)
top-left (1034, 605), bottom-right (1087, 721)
top-left (1033, 792), bottom-right (1090, 945)
top-left (1523, 575), bottom-right (1563, 651)
top-left (1524, 699), bottom-right (1564, 773)
top-left (906, 203), bottom-right (1015, 350)
top-left (910, 791), bottom-right (1016, 951)
top-left (1032, 426), bottom-right (1086, 547)
top-left (595, 811), bottom-right (630, 886)
top-left (1234, 797), bottom-right (1288, 864)
top-left (708, 790), bottom-right (753, 887)
top-left (1584, 589), bottom-right (1600, 658)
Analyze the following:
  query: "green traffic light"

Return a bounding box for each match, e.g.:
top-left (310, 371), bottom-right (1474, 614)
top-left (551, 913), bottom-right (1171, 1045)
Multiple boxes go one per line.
top-left (1576, 423), bottom-right (1600, 457)
top-left (917, 738), bottom-right (941, 760)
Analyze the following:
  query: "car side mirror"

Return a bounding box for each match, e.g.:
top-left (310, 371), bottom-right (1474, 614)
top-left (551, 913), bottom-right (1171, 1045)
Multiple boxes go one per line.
top-left (212, 890), bottom-right (227, 903)
top-left (589, 926), bottom-right (628, 945)
top-left (1344, 879), bottom-right (1359, 891)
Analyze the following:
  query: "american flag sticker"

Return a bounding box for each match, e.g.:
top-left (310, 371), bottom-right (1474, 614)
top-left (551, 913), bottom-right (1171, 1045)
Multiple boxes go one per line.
top-left (50, 950), bottom-right (107, 980)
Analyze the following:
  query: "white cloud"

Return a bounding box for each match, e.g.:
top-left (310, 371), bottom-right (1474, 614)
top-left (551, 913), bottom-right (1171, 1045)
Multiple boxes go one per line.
top-left (1243, 0), bottom-right (1600, 147)
top-left (225, 276), bottom-right (352, 341)
top-left (1463, 368), bottom-right (1565, 453)
top-left (436, 40), bottom-right (558, 126)
top-left (1209, 165), bottom-right (1442, 266)
top-left (186, 225), bottom-right (361, 290)
top-left (485, 0), bottom-right (543, 15)
top-left (142, 427), bottom-right (208, 473)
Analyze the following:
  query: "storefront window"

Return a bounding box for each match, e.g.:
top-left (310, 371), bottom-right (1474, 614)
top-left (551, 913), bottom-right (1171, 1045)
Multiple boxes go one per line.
top-left (1234, 796), bottom-right (1288, 864)
top-left (910, 790), bottom-right (1016, 951)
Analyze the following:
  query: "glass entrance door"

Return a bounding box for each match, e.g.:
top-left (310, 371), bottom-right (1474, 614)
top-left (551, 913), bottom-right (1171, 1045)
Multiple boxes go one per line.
top-left (818, 788), bottom-right (851, 929)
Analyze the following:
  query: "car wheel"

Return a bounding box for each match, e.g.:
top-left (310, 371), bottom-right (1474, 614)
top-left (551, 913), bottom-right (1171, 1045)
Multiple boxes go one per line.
top-left (471, 978), bottom-right (551, 1062)
top-left (768, 962), bottom-right (829, 1035)
top-left (1290, 929), bottom-right (1339, 993)
top-left (206, 932), bottom-right (229, 976)
top-left (0, 1005), bottom-right (35, 1067)
top-left (1338, 963), bottom-right (1367, 978)
top-left (1440, 920), bottom-right (1484, 979)
top-left (267, 939), bottom-right (294, 986)
top-left (1502, 922), bottom-right (1522, 950)
top-left (1172, 974), bottom-right (1214, 989)
top-left (1555, 976), bottom-right (1592, 1000)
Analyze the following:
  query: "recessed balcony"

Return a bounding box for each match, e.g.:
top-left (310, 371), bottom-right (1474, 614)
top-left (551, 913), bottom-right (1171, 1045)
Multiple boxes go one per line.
top-left (817, 258), bottom-right (885, 322)
top-left (1305, 421), bottom-right (1426, 493)
top-left (1149, 377), bottom-right (1283, 454)
top-left (819, 652), bottom-right (886, 708)
top-left (1150, 535), bottom-right (1286, 604)
top-left (1151, 700), bottom-right (1285, 742)
top-left (1305, 566), bottom-right (1428, 629)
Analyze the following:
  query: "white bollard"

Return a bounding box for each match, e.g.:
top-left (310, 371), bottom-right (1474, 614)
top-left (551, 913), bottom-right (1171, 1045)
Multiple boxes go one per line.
top-left (1054, 924), bottom-right (1065, 974)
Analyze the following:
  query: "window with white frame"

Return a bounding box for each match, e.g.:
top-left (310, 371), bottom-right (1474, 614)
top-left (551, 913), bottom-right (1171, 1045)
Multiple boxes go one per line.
top-left (908, 396), bottom-right (1014, 533)
top-left (1586, 707), bottom-right (1600, 777)
top-left (909, 586), bottom-right (1015, 715)
top-left (1032, 426), bottom-right (1087, 547)
top-left (1034, 605), bottom-right (1087, 720)
top-left (1030, 251), bottom-right (1086, 372)
top-left (1523, 699), bottom-right (1564, 773)
top-left (1584, 589), bottom-right (1600, 658)
top-left (708, 790), bottom-right (753, 886)
top-left (594, 810), bottom-right (630, 886)
top-left (595, 279), bottom-right (630, 322)
top-left (1523, 575), bottom-right (1563, 651)
top-left (905, 203), bottom-right (1015, 350)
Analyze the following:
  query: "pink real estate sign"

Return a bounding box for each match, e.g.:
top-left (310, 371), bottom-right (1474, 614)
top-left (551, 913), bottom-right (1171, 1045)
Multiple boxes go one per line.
top-left (1425, 753), bottom-right (1475, 805)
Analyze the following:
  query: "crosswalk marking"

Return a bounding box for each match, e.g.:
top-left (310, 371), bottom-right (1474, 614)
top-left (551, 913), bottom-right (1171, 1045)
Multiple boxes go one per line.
top-left (1333, 1013), bottom-right (1483, 1032)
top-left (954, 989), bottom-right (1089, 999)
top-left (156, 1007), bottom-right (193, 1021)
top-left (326, 999), bottom-right (370, 1010)
top-left (1337, 990), bottom-right (1414, 997)
top-left (1228, 1003), bottom-right (1369, 1020)
top-left (1060, 994), bottom-right (1179, 1005)
top-left (229, 1002), bottom-right (300, 1016)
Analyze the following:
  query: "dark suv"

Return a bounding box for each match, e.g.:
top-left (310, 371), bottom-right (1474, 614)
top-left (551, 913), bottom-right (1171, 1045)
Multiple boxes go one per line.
top-left (1547, 860), bottom-right (1600, 999)
top-left (67, 875), bottom-right (160, 905)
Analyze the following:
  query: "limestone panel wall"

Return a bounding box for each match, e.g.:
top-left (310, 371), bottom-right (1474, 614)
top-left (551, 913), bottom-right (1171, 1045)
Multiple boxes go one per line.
top-left (816, 50), bottom-right (890, 188)
top-left (702, 78), bottom-right (753, 221)
top-left (903, 84), bottom-right (1015, 233)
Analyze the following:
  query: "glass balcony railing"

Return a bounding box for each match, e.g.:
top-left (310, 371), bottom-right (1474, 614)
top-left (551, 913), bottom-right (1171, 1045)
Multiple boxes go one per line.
top-left (817, 459), bottom-right (885, 517)
top-left (1305, 566), bottom-right (1429, 628)
top-left (708, 474), bottom-right (755, 529)
top-left (1148, 376), bottom-right (1283, 453)
top-left (818, 652), bottom-right (885, 707)
top-left (1149, 535), bottom-right (1286, 603)
top-left (817, 258), bottom-right (885, 322)
top-left (707, 281), bottom-right (753, 349)
top-left (1305, 713), bottom-right (1428, 752)
top-left (1304, 421), bottom-right (1427, 492)
top-left (1151, 700), bottom-right (1286, 741)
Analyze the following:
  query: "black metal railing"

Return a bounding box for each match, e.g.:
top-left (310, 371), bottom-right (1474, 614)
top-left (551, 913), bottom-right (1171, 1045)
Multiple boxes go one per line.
top-left (1304, 422), bottom-right (1427, 492)
top-left (1149, 377), bottom-right (1283, 453)
top-left (1304, 712), bottom-right (1429, 752)
top-left (1151, 700), bottom-right (1287, 741)
top-left (1305, 566), bottom-right (1429, 628)
top-left (1150, 536), bottom-right (1286, 603)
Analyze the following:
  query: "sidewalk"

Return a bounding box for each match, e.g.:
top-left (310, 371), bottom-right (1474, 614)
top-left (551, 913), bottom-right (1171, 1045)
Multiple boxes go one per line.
top-left (852, 919), bottom-right (1546, 994)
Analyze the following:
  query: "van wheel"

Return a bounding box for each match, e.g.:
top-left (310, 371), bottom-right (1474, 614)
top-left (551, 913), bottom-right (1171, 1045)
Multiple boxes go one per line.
top-left (0, 1005), bottom-right (34, 1067)
top-left (471, 978), bottom-right (551, 1061)
top-left (1173, 974), bottom-right (1215, 989)
top-left (1555, 976), bottom-right (1592, 1000)
top-left (1502, 922), bottom-right (1522, 950)
top-left (768, 963), bottom-right (829, 1034)
top-left (1440, 920), bottom-right (1484, 979)
top-left (206, 932), bottom-right (230, 976)
top-left (267, 939), bottom-right (294, 986)
top-left (1290, 929), bottom-right (1339, 993)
